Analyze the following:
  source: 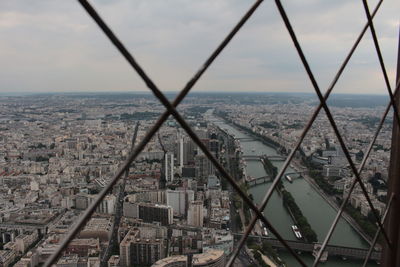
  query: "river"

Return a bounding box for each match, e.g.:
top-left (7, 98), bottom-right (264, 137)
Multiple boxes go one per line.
top-left (209, 116), bottom-right (378, 266)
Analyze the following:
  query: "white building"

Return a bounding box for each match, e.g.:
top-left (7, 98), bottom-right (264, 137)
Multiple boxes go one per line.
top-left (166, 189), bottom-right (194, 216)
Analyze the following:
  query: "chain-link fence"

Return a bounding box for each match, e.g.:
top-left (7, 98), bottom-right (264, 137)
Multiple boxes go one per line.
top-left (42, 0), bottom-right (400, 266)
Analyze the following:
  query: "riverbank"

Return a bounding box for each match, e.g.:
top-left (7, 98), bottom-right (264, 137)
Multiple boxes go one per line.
top-left (291, 159), bottom-right (373, 245)
top-left (218, 114), bottom-right (372, 245)
top-left (215, 120), bottom-right (283, 266)
top-left (218, 115), bottom-right (372, 245)
top-left (211, 116), bottom-right (376, 266)
top-left (260, 156), bottom-right (317, 242)
top-left (216, 111), bottom-right (286, 152)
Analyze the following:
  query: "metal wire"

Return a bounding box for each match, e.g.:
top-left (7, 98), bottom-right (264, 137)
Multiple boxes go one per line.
top-left (76, 1), bottom-right (308, 266)
top-left (362, 193), bottom-right (395, 267)
top-left (313, 80), bottom-right (400, 266)
top-left (228, 0), bottom-right (387, 263)
top-left (275, 0), bottom-right (394, 249)
top-left (361, 0), bottom-right (400, 126)
top-left (41, 0), bottom-right (398, 266)
top-left (45, 0), bottom-right (265, 264)
top-left (45, 1), bottom-right (306, 266)
top-left (77, 1), bottom-right (307, 265)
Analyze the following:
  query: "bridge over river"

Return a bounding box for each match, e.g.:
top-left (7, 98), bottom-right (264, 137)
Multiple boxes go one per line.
top-left (246, 172), bottom-right (305, 187)
top-left (243, 154), bottom-right (287, 161)
top-left (233, 233), bottom-right (380, 261)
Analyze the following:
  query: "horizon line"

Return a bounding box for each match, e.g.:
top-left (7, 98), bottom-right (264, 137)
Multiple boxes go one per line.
top-left (0, 90), bottom-right (391, 97)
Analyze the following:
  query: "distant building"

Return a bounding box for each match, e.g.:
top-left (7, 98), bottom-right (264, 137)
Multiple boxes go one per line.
top-left (124, 191), bottom-right (166, 204)
top-left (15, 231), bottom-right (39, 253)
top-left (166, 189), bottom-right (194, 216)
top-left (87, 257), bottom-right (100, 267)
top-left (65, 238), bottom-right (100, 257)
top-left (74, 193), bottom-right (116, 215)
top-left (138, 203), bottom-right (173, 226)
top-left (15, 251), bottom-right (38, 267)
top-left (182, 139), bottom-right (196, 165)
top-left (207, 175), bottom-right (220, 189)
top-left (123, 202), bottom-right (173, 226)
top-left (13, 259), bottom-right (30, 267)
top-left (152, 249), bottom-right (225, 267)
top-left (333, 178), bottom-right (347, 191)
top-left (311, 154), bottom-right (329, 165)
top-left (151, 255), bottom-right (187, 267)
top-left (56, 254), bottom-right (79, 267)
top-left (120, 230), bottom-right (166, 267)
top-left (192, 249), bottom-right (225, 267)
top-left (165, 152), bottom-right (174, 183)
top-left (323, 165), bottom-right (344, 178)
top-left (182, 167), bottom-right (196, 179)
top-left (108, 255), bottom-right (120, 267)
top-left (123, 201), bottom-right (139, 219)
top-left (78, 217), bottom-right (112, 242)
top-left (0, 249), bottom-right (17, 267)
top-left (187, 200), bottom-right (204, 227)
top-left (209, 139), bottom-right (219, 156)
top-left (203, 229), bottom-right (234, 255)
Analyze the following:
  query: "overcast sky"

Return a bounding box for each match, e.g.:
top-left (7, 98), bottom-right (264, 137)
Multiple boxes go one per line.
top-left (0, 0), bottom-right (398, 95)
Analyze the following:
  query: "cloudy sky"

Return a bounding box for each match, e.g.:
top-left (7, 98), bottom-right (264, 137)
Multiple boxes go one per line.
top-left (0, 0), bottom-right (398, 94)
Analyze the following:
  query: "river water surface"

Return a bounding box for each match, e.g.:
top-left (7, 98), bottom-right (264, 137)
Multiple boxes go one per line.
top-left (211, 117), bottom-right (378, 266)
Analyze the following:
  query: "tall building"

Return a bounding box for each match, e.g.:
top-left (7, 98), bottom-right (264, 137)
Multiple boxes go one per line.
top-left (187, 200), bottom-right (204, 227)
top-left (209, 139), bottom-right (219, 157)
top-left (165, 152), bottom-right (174, 182)
top-left (97, 195), bottom-right (116, 215)
top-left (166, 189), bottom-right (194, 216)
top-left (179, 136), bottom-right (184, 171)
top-left (123, 200), bottom-right (139, 219)
top-left (123, 202), bottom-right (173, 226)
top-left (120, 229), bottom-right (166, 267)
top-left (194, 152), bottom-right (215, 180)
top-left (124, 191), bottom-right (166, 204)
top-left (74, 193), bottom-right (116, 215)
top-left (138, 203), bottom-right (173, 226)
top-left (183, 139), bottom-right (195, 165)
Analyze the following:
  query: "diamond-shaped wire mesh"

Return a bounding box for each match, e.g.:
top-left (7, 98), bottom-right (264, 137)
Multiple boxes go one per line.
top-left (43, 0), bottom-right (400, 266)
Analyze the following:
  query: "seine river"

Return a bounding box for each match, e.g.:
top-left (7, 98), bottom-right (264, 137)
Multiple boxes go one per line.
top-left (210, 117), bottom-right (378, 266)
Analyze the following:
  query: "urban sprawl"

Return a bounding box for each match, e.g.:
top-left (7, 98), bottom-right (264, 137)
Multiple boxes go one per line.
top-left (0, 93), bottom-right (391, 267)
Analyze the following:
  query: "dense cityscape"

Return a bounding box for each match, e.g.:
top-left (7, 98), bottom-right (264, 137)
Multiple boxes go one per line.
top-left (0, 92), bottom-right (393, 267)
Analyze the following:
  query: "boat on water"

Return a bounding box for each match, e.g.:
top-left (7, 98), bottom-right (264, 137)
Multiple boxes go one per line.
top-left (291, 225), bottom-right (302, 239)
top-left (263, 227), bottom-right (268, 236)
top-left (285, 174), bottom-right (293, 183)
